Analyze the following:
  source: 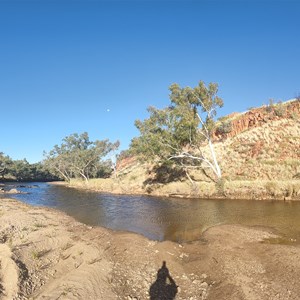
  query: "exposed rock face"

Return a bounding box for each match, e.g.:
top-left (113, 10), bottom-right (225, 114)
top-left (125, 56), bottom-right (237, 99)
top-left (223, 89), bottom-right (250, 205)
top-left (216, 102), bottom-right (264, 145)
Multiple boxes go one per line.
top-left (215, 99), bottom-right (300, 140)
top-left (116, 156), bottom-right (138, 173)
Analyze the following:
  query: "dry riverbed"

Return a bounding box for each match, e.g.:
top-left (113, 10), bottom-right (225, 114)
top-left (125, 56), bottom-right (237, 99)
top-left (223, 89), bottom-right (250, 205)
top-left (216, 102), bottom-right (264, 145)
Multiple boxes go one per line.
top-left (1, 197), bottom-right (300, 300)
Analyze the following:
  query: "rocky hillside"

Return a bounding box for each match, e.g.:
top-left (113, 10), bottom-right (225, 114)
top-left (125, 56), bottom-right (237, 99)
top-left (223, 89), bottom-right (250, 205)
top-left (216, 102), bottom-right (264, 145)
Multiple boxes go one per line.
top-left (72, 99), bottom-right (300, 200)
top-left (214, 99), bottom-right (300, 181)
top-left (214, 99), bottom-right (300, 140)
top-left (117, 99), bottom-right (300, 182)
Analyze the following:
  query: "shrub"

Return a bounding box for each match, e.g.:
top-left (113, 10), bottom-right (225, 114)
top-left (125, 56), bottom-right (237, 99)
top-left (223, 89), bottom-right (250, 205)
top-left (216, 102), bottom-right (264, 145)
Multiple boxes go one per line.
top-left (218, 116), bottom-right (230, 122)
top-left (274, 102), bottom-right (286, 117)
top-left (290, 112), bottom-right (298, 120)
top-left (265, 181), bottom-right (279, 196)
top-left (216, 121), bottom-right (232, 135)
top-left (265, 99), bottom-right (275, 113)
top-left (215, 178), bottom-right (226, 194)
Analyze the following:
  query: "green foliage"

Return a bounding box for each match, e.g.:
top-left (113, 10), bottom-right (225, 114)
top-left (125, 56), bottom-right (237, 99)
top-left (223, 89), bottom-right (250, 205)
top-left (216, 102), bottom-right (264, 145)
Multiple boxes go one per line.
top-left (0, 152), bottom-right (13, 179)
top-left (0, 153), bottom-right (56, 182)
top-left (215, 178), bottom-right (226, 194)
top-left (10, 159), bottom-right (33, 181)
top-left (44, 132), bottom-right (119, 182)
top-left (96, 160), bottom-right (113, 178)
top-left (265, 181), bottom-right (279, 196)
top-left (290, 112), bottom-right (298, 120)
top-left (131, 106), bottom-right (182, 162)
top-left (216, 120), bottom-right (232, 135)
top-left (130, 80), bottom-right (223, 180)
top-left (273, 101), bottom-right (286, 117)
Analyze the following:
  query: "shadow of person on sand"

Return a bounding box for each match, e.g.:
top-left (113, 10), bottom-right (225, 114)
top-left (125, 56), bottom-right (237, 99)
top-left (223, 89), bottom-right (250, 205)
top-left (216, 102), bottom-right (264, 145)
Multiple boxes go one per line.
top-left (149, 261), bottom-right (178, 300)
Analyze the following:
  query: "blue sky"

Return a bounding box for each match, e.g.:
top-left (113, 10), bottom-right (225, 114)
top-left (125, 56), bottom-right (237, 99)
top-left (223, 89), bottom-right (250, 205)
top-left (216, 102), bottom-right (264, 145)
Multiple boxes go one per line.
top-left (1, 0), bottom-right (299, 163)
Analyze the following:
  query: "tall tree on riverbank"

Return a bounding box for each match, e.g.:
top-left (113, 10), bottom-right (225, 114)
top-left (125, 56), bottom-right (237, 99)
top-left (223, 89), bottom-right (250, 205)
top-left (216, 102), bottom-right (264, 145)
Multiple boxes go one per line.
top-left (44, 132), bottom-right (119, 182)
top-left (0, 152), bottom-right (13, 179)
top-left (131, 81), bottom-right (223, 182)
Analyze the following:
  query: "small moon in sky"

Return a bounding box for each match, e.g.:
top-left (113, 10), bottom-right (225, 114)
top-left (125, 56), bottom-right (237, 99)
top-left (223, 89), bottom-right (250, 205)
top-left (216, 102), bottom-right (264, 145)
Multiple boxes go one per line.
top-left (107, 109), bottom-right (110, 112)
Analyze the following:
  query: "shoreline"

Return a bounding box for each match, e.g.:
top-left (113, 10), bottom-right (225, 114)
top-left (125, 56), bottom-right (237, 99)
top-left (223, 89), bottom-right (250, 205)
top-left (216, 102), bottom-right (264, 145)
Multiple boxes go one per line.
top-left (1, 197), bottom-right (300, 299)
top-left (50, 179), bottom-right (300, 202)
top-left (3, 179), bottom-right (300, 201)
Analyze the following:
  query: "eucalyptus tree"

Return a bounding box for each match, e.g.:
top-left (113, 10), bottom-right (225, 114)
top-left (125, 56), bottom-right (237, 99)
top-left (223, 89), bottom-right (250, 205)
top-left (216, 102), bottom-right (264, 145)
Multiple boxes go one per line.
top-left (44, 132), bottom-right (119, 182)
top-left (9, 159), bottom-right (33, 181)
top-left (131, 81), bottom-right (223, 182)
top-left (0, 152), bottom-right (13, 179)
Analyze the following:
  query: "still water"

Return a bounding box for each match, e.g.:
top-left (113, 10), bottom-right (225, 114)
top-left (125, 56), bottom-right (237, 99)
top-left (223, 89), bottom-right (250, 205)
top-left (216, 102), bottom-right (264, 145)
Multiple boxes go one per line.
top-left (3, 182), bottom-right (300, 242)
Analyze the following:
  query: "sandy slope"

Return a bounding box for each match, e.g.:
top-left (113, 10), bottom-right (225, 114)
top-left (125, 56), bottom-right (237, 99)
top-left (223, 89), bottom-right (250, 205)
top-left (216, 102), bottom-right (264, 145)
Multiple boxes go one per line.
top-left (0, 197), bottom-right (300, 299)
top-left (0, 244), bottom-right (18, 300)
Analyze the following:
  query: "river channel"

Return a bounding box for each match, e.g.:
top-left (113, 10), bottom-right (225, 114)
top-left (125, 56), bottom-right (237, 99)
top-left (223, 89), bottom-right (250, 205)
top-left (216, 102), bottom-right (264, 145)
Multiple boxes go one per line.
top-left (3, 182), bottom-right (300, 242)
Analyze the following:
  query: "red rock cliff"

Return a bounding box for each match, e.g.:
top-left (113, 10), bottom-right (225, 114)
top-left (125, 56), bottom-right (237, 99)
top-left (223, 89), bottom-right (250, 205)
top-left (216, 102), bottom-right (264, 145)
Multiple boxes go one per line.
top-left (214, 99), bottom-right (300, 140)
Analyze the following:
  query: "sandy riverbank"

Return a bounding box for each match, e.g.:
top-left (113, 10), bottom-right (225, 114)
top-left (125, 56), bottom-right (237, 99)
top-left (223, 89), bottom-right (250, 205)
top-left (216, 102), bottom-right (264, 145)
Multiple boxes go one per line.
top-left (1, 197), bottom-right (300, 299)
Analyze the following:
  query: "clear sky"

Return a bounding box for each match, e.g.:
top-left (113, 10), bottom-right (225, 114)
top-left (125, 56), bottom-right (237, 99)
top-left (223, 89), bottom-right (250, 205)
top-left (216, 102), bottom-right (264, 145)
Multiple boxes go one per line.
top-left (1, 0), bottom-right (299, 163)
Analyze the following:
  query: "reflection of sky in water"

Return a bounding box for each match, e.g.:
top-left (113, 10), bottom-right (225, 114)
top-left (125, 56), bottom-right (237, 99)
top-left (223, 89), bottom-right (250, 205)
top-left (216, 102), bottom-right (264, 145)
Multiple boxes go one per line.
top-left (6, 182), bottom-right (300, 242)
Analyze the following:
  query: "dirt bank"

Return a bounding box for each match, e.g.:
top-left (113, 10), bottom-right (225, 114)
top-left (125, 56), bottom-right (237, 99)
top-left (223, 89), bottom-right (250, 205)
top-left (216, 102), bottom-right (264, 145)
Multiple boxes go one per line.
top-left (1, 197), bottom-right (300, 299)
top-left (63, 178), bottom-right (300, 201)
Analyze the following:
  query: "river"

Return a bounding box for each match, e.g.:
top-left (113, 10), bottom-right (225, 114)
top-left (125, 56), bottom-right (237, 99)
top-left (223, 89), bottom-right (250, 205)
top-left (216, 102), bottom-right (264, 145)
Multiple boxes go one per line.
top-left (2, 182), bottom-right (300, 242)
